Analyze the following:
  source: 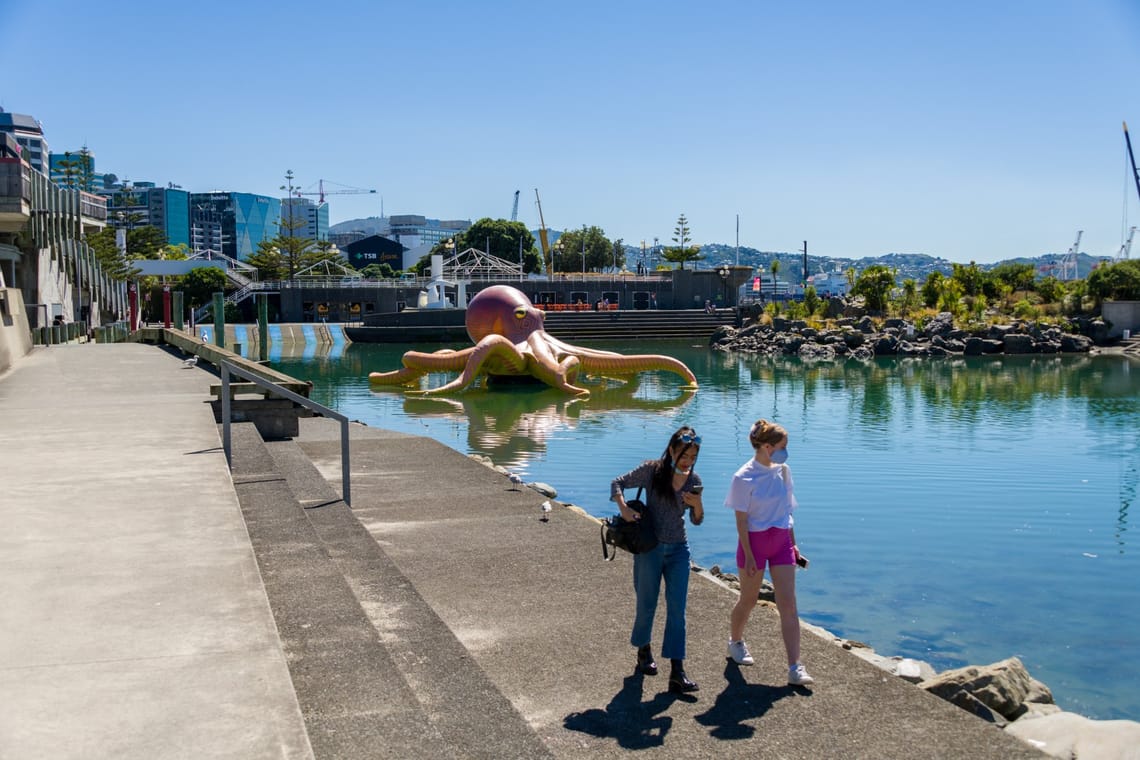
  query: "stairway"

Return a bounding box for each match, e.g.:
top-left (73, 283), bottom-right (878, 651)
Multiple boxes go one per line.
top-left (540, 308), bottom-right (736, 342)
top-left (226, 422), bottom-right (552, 759)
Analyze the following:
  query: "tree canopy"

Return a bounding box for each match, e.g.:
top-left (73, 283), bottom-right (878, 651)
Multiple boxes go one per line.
top-left (551, 226), bottom-right (614, 273)
top-left (1086, 259), bottom-right (1140, 302)
top-left (662, 214), bottom-right (703, 270)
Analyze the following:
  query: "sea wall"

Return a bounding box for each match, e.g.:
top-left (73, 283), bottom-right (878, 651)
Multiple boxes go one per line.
top-left (0, 287), bottom-right (32, 375)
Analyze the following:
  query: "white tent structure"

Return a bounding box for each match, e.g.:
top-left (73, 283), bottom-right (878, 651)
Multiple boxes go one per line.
top-left (441, 247), bottom-right (523, 282)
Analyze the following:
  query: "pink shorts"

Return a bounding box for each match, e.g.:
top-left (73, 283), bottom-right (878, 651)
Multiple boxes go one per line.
top-left (736, 527), bottom-right (795, 569)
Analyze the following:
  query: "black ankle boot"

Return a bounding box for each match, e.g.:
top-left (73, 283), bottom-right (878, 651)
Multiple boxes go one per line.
top-left (668, 659), bottom-right (699, 693)
top-left (636, 645), bottom-right (658, 676)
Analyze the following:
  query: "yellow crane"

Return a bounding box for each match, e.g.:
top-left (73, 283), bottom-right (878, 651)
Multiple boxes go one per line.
top-left (534, 189), bottom-right (552, 273)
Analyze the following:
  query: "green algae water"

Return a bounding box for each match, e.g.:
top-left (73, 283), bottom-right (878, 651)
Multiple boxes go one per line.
top-left (271, 341), bottom-right (1140, 721)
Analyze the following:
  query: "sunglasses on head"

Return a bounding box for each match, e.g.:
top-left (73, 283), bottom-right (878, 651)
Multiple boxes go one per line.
top-left (679, 432), bottom-right (701, 445)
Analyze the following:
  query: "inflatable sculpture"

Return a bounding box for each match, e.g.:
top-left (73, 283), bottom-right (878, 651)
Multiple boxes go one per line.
top-left (368, 285), bottom-right (698, 396)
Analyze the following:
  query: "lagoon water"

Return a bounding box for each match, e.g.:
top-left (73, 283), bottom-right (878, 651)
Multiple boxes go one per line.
top-left (270, 341), bottom-right (1139, 721)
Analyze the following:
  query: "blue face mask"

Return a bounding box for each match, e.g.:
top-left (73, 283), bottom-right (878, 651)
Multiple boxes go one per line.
top-left (770, 448), bottom-right (789, 464)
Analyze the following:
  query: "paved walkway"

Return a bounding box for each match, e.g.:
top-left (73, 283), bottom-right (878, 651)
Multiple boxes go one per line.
top-left (0, 343), bottom-right (1049, 759)
top-left (0, 344), bottom-right (312, 759)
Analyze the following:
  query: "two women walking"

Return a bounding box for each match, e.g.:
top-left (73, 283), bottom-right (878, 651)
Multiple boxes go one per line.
top-left (610, 419), bottom-right (813, 694)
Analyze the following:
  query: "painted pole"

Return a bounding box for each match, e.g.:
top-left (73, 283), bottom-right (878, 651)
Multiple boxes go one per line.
top-left (162, 286), bottom-right (172, 328)
top-left (213, 292), bottom-right (225, 348)
top-left (173, 291), bottom-right (184, 330)
top-left (258, 293), bottom-right (269, 362)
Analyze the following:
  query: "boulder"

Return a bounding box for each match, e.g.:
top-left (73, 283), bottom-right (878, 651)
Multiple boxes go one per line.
top-left (921, 657), bottom-right (1036, 721)
top-left (1003, 334), bottom-right (1036, 354)
top-left (964, 337), bottom-right (987, 356)
top-left (1005, 711), bottom-right (1140, 760)
top-left (1060, 334), bottom-right (1093, 353)
top-left (842, 331), bottom-right (866, 348)
top-left (873, 335), bottom-right (899, 355)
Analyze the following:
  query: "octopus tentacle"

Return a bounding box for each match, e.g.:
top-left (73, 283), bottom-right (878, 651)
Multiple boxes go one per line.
top-left (369, 347), bottom-right (477, 386)
top-left (578, 353), bottom-right (699, 389)
top-left (411, 335), bottom-right (527, 395)
top-left (527, 334), bottom-right (589, 395)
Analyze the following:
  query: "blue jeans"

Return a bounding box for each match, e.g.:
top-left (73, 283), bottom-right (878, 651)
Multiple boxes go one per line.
top-left (631, 541), bottom-right (691, 661)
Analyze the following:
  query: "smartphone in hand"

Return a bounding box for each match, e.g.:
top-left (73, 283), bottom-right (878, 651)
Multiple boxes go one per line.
top-left (689, 485), bottom-right (704, 494)
top-left (796, 554), bottom-right (810, 569)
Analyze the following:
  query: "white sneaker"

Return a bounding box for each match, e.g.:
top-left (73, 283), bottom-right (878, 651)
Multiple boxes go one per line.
top-left (727, 639), bottom-right (754, 665)
top-left (788, 663), bottom-right (814, 685)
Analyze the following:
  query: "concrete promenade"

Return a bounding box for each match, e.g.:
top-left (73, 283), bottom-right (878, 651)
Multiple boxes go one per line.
top-left (0, 343), bottom-right (1048, 759)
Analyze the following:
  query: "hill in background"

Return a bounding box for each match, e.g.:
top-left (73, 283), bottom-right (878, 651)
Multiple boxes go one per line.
top-left (330, 217), bottom-right (1111, 282)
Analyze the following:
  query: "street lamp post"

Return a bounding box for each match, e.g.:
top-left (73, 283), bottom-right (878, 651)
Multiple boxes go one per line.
top-left (718, 265), bottom-right (730, 306)
top-left (553, 239), bottom-right (563, 275)
top-left (581, 225), bottom-right (586, 276)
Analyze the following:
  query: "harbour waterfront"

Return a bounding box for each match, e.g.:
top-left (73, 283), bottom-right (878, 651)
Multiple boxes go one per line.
top-left (271, 341), bottom-right (1140, 722)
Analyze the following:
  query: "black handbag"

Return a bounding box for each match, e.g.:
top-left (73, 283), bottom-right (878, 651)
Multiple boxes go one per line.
top-left (601, 488), bottom-right (659, 560)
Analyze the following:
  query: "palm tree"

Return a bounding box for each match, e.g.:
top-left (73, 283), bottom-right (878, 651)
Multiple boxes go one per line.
top-left (770, 258), bottom-right (781, 296)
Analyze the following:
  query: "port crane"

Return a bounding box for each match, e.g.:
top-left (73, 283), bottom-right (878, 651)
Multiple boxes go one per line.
top-left (1120, 226), bottom-right (1136, 261)
top-left (1060, 230), bottom-right (1082, 281)
top-left (510, 190), bottom-right (520, 222)
top-left (296, 179), bottom-right (378, 204)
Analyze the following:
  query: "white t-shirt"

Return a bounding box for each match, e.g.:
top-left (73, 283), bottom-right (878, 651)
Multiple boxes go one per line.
top-left (724, 459), bottom-right (797, 531)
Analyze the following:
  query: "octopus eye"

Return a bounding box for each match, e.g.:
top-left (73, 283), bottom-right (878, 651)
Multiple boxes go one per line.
top-left (514, 307), bottom-right (527, 320)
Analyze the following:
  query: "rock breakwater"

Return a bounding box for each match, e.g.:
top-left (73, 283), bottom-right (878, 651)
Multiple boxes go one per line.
top-left (712, 312), bottom-right (1108, 359)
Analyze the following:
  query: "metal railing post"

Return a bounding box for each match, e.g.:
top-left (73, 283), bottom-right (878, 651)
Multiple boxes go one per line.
top-left (222, 363), bottom-right (232, 467)
top-left (218, 361), bottom-right (351, 505)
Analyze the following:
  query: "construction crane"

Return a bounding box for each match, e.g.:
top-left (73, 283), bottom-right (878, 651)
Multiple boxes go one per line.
top-left (534, 189), bottom-right (552, 273)
top-left (510, 190), bottom-right (520, 222)
top-left (296, 179), bottom-right (378, 204)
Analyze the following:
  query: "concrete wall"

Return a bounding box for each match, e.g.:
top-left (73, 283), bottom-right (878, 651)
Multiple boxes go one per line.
top-left (0, 287), bottom-right (32, 374)
top-left (1102, 301), bottom-right (1140, 338)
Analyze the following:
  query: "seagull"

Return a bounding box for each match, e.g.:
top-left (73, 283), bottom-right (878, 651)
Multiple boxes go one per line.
top-left (508, 472), bottom-right (524, 491)
top-left (540, 500), bottom-right (553, 522)
top-left (182, 355), bottom-right (198, 368)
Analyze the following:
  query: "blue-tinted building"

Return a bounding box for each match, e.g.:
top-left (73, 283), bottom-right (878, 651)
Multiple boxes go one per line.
top-left (190, 192), bottom-right (280, 260)
top-left (102, 184), bottom-right (191, 248)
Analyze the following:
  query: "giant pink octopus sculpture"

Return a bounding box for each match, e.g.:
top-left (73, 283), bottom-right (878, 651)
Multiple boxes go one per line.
top-left (368, 285), bottom-right (698, 396)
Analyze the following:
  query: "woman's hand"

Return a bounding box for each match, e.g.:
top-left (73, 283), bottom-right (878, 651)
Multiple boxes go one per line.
top-left (617, 501), bottom-right (639, 522)
top-left (683, 492), bottom-right (704, 525)
top-left (742, 554), bottom-right (759, 577)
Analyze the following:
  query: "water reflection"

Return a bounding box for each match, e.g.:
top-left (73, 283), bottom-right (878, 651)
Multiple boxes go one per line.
top-left (393, 378), bottom-right (695, 470)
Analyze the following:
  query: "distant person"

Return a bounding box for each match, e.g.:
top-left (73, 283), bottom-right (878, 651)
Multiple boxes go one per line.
top-left (650, 293), bottom-right (657, 310)
top-left (611, 426), bottom-right (705, 694)
top-left (704, 300), bottom-right (715, 314)
top-left (603, 297), bottom-right (610, 310)
top-left (724, 419), bottom-right (814, 686)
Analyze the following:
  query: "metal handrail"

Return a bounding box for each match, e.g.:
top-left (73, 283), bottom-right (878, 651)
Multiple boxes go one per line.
top-left (220, 361), bottom-right (351, 506)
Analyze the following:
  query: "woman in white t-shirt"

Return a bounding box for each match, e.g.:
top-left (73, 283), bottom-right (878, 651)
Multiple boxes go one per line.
top-left (723, 419), bottom-right (815, 686)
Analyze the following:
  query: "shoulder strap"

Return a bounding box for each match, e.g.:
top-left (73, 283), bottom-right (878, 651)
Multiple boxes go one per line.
top-left (601, 520), bottom-right (614, 561)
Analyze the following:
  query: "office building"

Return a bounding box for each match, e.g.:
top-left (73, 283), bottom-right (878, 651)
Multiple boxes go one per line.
top-left (0, 108), bottom-right (48, 174)
top-left (388, 215), bottom-right (469, 249)
top-left (189, 192), bottom-right (280, 260)
top-left (103, 183), bottom-right (191, 247)
top-left (281, 197), bottom-right (329, 242)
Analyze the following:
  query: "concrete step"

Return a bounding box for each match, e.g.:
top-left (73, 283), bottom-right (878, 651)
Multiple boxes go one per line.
top-left (225, 423), bottom-right (457, 759)
top-left (261, 435), bottom-right (553, 760)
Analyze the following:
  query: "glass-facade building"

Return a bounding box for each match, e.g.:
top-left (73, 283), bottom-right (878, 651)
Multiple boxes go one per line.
top-left (190, 192), bottom-right (280, 260)
top-left (281, 197), bottom-right (329, 242)
top-left (102, 185), bottom-right (191, 248)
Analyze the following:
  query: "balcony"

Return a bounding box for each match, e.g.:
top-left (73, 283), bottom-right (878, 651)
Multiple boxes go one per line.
top-left (0, 158), bottom-right (31, 233)
top-left (78, 190), bottom-right (107, 233)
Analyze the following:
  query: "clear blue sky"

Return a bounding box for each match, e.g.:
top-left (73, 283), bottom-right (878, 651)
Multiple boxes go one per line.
top-left (3, 0), bottom-right (1139, 263)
